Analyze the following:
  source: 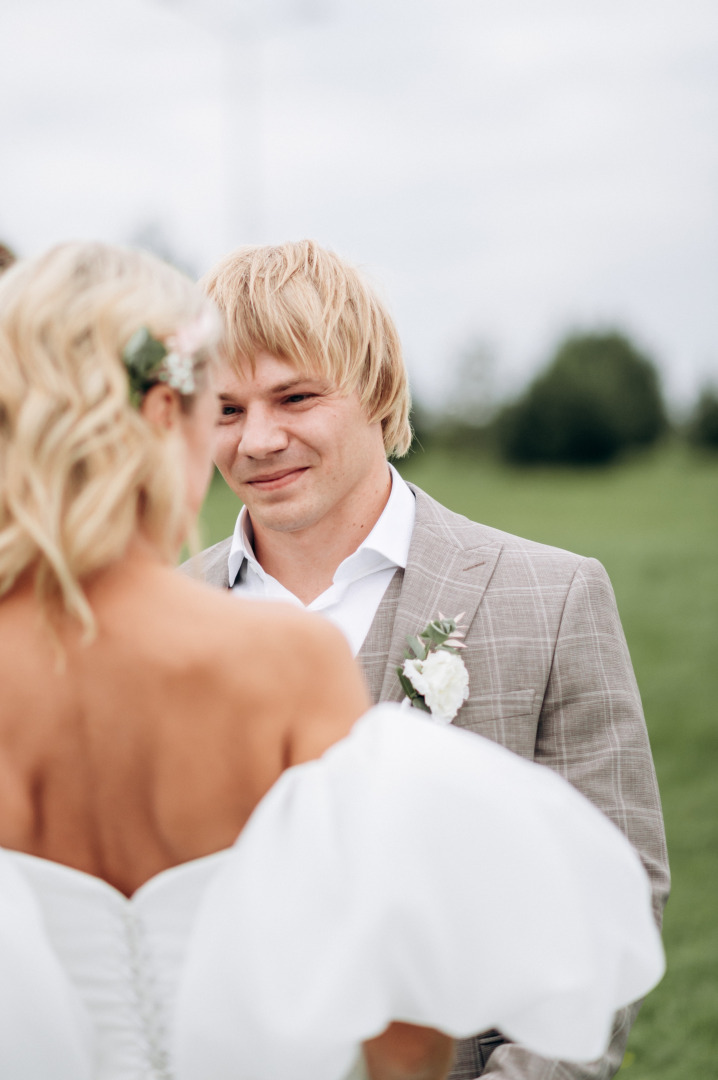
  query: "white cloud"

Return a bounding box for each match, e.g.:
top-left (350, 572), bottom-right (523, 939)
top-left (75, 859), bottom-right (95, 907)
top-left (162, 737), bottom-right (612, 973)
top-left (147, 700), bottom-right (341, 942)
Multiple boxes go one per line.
top-left (1, 0), bottom-right (716, 405)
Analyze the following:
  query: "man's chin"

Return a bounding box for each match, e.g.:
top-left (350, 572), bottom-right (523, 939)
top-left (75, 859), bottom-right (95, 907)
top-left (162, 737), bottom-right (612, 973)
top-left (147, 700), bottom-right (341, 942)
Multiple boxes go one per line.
top-left (243, 501), bottom-right (316, 535)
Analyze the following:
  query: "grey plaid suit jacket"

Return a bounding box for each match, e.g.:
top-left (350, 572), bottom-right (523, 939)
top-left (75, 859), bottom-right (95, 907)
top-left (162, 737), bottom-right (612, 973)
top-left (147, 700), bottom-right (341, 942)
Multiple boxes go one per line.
top-left (182, 484), bottom-right (669, 1080)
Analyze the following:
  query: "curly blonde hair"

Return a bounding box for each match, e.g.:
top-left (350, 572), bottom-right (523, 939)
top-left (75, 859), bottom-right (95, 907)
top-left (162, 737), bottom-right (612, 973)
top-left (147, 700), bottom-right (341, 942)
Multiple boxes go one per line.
top-left (0, 242), bottom-right (219, 633)
top-left (201, 240), bottom-right (412, 458)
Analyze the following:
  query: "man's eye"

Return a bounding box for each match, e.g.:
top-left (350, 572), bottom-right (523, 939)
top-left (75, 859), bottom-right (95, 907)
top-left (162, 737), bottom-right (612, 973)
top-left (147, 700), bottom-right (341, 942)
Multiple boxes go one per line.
top-left (285, 393), bottom-right (312, 404)
top-left (219, 404), bottom-right (242, 418)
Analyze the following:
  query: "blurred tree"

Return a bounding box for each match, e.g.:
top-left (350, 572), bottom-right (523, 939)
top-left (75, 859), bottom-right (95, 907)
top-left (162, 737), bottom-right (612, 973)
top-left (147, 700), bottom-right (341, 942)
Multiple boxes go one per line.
top-left (445, 337), bottom-right (497, 427)
top-left (493, 331), bottom-right (668, 466)
top-left (687, 386), bottom-right (718, 451)
top-left (424, 337), bottom-right (497, 454)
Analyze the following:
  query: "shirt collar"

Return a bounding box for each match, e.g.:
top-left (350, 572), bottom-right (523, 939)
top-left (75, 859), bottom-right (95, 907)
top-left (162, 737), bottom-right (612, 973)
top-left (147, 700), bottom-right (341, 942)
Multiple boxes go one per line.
top-left (340, 462), bottom-right (415, 574)
top-left (227, 463), bottom-right (415, 588)
top-left (227, 505), bottom-right (259, 588)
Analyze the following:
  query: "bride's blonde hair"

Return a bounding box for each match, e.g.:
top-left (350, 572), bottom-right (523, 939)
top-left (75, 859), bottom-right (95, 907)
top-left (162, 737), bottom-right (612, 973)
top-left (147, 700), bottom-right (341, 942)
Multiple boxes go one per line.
top-left (0, 241), bottom-right (219, 634)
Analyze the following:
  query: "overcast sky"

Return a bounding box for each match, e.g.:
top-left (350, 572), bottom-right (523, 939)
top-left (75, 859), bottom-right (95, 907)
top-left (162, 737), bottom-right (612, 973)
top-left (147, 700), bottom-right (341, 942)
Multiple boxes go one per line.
top-left (2, 0), bottom-right (717, 409)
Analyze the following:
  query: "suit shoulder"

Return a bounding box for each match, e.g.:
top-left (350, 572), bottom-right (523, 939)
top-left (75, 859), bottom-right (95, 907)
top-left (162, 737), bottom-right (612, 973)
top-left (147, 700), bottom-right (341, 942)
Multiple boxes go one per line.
top-left (202, 596), bottom-right (355, 704)
top-left (409, 483), bottom-right (591, 569)
top-left (178, 535), bottom-right (232, 583)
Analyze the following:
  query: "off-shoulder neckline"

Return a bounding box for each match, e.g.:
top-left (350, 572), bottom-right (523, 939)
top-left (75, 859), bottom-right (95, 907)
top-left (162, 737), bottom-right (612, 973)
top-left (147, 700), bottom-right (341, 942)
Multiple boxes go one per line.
top-left (2, 844), bottom-right (236, 903)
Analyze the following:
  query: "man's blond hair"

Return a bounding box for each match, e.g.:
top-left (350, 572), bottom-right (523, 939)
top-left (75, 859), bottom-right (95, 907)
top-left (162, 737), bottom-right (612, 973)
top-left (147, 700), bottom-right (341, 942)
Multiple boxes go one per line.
top-left (201, 240), bottom-right (412, 457)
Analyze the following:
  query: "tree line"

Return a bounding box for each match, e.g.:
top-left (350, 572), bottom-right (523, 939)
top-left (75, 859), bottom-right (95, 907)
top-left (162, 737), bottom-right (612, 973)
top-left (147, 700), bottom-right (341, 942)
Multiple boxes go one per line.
top-left (412, 331), bottom-right (718, 466)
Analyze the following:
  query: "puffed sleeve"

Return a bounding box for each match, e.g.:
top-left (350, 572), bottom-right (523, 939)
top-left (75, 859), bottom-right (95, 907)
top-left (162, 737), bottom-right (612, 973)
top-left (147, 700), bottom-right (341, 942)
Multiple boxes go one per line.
top-left (175, 704), bottom-right (664, 1080)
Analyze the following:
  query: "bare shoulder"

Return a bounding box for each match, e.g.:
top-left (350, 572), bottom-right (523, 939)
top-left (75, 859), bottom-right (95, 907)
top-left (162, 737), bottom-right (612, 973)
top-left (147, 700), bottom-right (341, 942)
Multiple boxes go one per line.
top-left (175, 573), bottom-right (349, 668)
top-left (171, 573), bottom-right (370, 760)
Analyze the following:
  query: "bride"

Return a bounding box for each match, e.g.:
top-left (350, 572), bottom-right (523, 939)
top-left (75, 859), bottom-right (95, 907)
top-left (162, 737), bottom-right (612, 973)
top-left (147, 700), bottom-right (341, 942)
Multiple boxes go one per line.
top-left (0, 242), bottom-right (663, 1080)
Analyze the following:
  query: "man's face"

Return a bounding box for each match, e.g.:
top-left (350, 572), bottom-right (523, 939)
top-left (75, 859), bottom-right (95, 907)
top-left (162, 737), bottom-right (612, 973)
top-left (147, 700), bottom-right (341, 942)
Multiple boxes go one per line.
top-left (214, 351), bottom-right (388, 539)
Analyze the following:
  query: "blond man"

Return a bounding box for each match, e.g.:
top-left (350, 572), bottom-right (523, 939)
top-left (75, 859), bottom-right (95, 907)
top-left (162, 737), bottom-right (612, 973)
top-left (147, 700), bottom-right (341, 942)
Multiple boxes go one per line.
top-left (185, 240), bottom-right (669, 1080)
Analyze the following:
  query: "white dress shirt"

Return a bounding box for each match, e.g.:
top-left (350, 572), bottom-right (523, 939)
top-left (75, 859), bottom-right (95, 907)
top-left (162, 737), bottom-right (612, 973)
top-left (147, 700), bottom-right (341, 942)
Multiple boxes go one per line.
top-left (227, 464), bottom-right (416, 655)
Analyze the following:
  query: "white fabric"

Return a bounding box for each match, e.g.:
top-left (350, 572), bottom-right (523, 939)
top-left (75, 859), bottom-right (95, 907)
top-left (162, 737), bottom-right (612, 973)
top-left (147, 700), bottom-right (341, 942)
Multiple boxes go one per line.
top-left (1, 847), bottom-right (231, 1080)
top-left (0, 705), bottom-right (664, 1080)
top-left (227, 463), bottom-right (416, 655)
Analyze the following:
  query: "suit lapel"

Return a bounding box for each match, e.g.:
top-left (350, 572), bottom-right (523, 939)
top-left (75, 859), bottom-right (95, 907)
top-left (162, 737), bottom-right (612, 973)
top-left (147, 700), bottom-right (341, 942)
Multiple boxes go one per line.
top-left (357, 570), bottom-right (405, 703)
top-left (377, 487), bottom-right (502, 703)
top-left (204, 538), bottom-right (232, 588)
top-left (191, 488), bottom-right (503, 711)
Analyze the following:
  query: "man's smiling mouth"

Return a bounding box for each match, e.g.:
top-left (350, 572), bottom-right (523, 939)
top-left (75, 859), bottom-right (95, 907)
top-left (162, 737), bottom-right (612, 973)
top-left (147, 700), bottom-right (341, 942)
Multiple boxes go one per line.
top-left (245, 467), bottom-right (309, 490)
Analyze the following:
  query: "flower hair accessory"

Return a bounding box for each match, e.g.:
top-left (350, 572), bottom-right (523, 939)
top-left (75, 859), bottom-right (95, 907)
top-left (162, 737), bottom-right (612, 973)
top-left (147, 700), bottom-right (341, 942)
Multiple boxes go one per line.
top-left (122, 308), bottom-right (215, 407)
top-left (397, 613), bottom-right (469, 725)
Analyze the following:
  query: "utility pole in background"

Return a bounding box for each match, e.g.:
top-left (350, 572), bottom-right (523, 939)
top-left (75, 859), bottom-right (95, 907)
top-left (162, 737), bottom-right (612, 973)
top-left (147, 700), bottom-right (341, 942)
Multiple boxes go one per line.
top-left (155, 0), bottom-right (332, 247)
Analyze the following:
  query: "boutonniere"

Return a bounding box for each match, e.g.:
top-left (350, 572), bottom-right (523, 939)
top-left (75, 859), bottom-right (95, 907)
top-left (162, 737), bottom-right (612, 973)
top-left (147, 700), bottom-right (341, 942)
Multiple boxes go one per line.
top-left (397, 613), bottom-right (469, 724)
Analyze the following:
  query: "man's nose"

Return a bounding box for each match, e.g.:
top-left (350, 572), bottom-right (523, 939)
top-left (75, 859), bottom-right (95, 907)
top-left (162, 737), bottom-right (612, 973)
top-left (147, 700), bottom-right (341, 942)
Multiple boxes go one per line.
top-left (238, 405), bottom-right (289, 458)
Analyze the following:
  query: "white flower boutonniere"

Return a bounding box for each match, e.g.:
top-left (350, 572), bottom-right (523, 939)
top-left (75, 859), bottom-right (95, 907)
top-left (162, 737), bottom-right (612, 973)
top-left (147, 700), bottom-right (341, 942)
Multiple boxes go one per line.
top-left (397, 613), bottom-right (469, 724)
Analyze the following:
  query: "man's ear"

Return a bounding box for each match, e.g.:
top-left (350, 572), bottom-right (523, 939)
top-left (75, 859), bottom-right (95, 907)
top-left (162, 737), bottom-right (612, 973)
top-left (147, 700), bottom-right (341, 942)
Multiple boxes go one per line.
top-left (140, 383), bottom-right (181, 430)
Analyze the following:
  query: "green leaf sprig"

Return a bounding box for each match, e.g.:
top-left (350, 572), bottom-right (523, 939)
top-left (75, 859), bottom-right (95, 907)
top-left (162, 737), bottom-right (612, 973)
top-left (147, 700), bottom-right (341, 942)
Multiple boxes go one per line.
top-left (122, 327), bottom-right (169, 408)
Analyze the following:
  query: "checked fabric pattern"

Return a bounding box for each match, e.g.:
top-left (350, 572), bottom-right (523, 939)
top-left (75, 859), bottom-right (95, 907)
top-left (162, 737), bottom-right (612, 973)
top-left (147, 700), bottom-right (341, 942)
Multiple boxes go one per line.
top-left (183, 483), bottom-right (669, 1080)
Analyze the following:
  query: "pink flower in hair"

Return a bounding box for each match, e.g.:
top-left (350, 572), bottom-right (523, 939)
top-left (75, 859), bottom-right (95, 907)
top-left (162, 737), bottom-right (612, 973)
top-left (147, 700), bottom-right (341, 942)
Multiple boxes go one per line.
top-left (166, 306), bottom-right (216, 358)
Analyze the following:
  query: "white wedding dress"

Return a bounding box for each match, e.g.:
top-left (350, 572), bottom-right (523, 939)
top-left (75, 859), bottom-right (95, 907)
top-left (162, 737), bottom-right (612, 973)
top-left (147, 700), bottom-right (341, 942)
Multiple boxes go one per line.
top-left (0, 705), bottom-right (664, 1080)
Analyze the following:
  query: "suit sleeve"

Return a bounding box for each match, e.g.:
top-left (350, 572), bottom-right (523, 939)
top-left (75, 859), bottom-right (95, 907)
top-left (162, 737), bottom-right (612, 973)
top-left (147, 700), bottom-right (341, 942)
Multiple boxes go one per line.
top-left (451, 556), bottom-right (669, 1080)
top-left (537, 556), bottom-right (669, 927)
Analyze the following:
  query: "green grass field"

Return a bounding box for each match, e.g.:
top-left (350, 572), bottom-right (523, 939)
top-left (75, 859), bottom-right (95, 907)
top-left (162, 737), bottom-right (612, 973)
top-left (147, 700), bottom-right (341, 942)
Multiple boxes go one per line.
top-left (197, 443), bottom-right (718, 1079)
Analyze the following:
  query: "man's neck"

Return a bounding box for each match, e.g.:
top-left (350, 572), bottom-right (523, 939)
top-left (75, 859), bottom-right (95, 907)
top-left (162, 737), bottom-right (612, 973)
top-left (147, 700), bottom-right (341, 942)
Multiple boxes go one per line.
top-left (250, 467), bottom-right (393, 604)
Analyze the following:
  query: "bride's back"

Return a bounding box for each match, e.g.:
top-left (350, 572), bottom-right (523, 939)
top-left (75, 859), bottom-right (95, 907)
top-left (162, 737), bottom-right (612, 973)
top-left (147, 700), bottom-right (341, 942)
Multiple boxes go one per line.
top-left (0, 556), bottom-right (363, 897)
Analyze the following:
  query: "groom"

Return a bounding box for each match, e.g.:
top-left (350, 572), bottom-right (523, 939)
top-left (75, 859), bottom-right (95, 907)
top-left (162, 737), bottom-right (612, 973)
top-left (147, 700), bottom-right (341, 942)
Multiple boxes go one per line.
top-left (186, 240), bottom-right (669, 1080)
